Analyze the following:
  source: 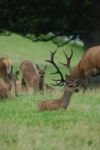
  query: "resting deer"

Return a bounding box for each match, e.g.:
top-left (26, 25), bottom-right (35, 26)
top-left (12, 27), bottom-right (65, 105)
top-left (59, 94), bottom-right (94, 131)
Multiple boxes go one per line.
top-left (20, 60), bottom-right (54, 93)
top-left (0, 56), bottom-right (12, 74)
top-left (38, 50), bottom-right (79, 111)
top-left (0, 56), bottom-right (14, 89)
top-left (38, 83), bottom-right (79, 111)
top-left (0, 79), bottom-right (14, 99)
top-left (0, 69), bottom-right (19, 99)
top-left (38, 46), bottom-right (100, 110)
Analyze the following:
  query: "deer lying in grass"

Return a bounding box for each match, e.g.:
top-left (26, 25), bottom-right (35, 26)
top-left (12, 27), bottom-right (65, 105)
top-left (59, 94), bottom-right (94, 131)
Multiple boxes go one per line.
top-left (0, 56), bottom-right (14, 90)
top-left (0, 79), bottom-right (14, 99)
top-left (0, 56), bottom-right (12, 74)
top-left (38, 45), bottom-right (100, 111)
top-left (0, 56), bottom-right (25, 97)
top-left (38, 83), bottom-right (79, 111)
top-left (38, 50), bottom-right (79, 111)
top-left (0, 69), bottom-right (19, 99)
top-left (20, 60), bottom-right (54, 93)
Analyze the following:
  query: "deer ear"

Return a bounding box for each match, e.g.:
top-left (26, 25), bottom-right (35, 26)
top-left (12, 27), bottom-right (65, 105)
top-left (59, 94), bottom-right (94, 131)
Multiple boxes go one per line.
top-left (36, 64), bottom-right (40, 70)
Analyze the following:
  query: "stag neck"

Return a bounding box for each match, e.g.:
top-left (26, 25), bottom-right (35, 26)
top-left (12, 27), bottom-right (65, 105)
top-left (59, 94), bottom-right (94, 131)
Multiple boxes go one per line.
top-left (62, 86), bottom-right (74, 109)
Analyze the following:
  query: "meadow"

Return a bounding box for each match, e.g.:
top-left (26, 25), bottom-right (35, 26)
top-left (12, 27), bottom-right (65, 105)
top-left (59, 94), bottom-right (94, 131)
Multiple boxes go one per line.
top-left (0, 32), bottom-right (100, 150)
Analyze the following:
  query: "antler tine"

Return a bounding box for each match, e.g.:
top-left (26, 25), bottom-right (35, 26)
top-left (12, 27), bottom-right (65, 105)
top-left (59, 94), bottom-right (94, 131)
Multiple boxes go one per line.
top-left (63, 50), bottom-right (68, 59)
top-left (45, 49), bottom-right (65, 86)
top-left (58, 50), bottom-right (71, 68)
top-left (58, 50), bottom-right (68, 67)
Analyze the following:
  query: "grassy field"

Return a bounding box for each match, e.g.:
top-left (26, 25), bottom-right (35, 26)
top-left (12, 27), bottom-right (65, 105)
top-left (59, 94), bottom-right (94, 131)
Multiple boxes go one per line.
top-left (0, 33), bottom-right (100, 150)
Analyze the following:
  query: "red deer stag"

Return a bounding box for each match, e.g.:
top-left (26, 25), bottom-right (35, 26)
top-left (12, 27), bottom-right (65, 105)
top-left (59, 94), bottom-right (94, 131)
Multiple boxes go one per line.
top-left (65, 45), bottom-right (100, 89)
top-left (38, 50), bottom-right (79, 111)
top-left (38, 45), bottom-right (100, 111)
top-left (20, 60), bottom-right (53, 93)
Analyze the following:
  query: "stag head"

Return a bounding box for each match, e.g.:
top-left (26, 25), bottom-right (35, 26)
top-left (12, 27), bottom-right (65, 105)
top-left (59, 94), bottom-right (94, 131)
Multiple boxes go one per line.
top-left (46, 49), bottom-right (80, 92)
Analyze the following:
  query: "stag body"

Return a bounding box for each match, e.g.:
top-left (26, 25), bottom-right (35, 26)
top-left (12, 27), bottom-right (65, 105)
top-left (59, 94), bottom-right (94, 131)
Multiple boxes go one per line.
top-left (38, 46), bottom-right (100, 111)
top-left (68, 46), bottom-right (100, 87)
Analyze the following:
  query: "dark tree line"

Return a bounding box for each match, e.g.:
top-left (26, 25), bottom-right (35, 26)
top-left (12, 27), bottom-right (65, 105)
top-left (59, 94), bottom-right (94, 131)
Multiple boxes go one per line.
top-left (0, 0), bottom-right (100, 47)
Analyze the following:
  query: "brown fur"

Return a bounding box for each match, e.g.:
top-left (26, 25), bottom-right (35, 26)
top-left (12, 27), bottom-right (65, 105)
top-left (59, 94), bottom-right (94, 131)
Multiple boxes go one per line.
top-left (0, 56), bottom-right (12, 75)
top-left (20, 60), bottom-right (39, 92)
top-left (20, 60), bottom-right (54, 93)
top-left (0, 56), bottom-right (13, 90)
top-left (0, 79), bottom-right (15, 99)
top-left (38, 86), bottom-right (77, 111)
top-left (15, 80), bottom-right (23, 94)
top-left (15, 79), bottom-right (33, 94)
top-left (68, 45), bottom-right (100, 86)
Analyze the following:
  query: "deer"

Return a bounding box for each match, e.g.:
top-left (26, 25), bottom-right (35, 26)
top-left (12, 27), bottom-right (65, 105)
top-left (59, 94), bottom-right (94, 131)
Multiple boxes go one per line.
top-left (0, 56), bottom-right (14, 90)
top-left (20, 60), bottom-right (54, 94)
top-left (38, 50), bottom-right (80, 111)
top-left (0, 56), bottom-right (12, 74)
top-left (0, 79), bottom-right (14, 99)
top-left (63, 45), bottom-right (100, 89)
top-left (38, 45), bottom-right (100, 111)
top-left (0, 69), bottom-right (20, 99)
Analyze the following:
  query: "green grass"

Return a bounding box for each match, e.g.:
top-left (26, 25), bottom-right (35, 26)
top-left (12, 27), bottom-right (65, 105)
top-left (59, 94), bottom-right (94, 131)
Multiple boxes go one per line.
top-left (0, 33), bottom-right (100, 150)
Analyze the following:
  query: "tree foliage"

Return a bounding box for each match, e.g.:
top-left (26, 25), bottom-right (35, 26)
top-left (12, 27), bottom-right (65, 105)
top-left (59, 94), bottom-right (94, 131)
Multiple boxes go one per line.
top-left (0, 0), bottom-right (100, 46)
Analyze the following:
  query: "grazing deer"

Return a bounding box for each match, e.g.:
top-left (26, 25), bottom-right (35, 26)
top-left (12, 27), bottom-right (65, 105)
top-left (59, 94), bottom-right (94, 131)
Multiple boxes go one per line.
top-left (38, 46), bottom-right (100, 110)
top-left (64, 45), bottom-right (100, 89)
top-left (20, 60), bottom-right (49, 93)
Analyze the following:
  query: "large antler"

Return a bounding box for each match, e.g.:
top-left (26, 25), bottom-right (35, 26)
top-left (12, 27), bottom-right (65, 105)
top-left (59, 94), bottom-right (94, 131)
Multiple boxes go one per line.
top-left (45, 50), bottom-right (65, 86)
top-left (59, 48), bottom-right (73, 72)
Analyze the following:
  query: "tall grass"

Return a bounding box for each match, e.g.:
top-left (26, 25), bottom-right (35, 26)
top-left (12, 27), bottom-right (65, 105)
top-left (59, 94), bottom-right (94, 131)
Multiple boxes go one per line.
top-left (0, 33), bottom-right (99, 150)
